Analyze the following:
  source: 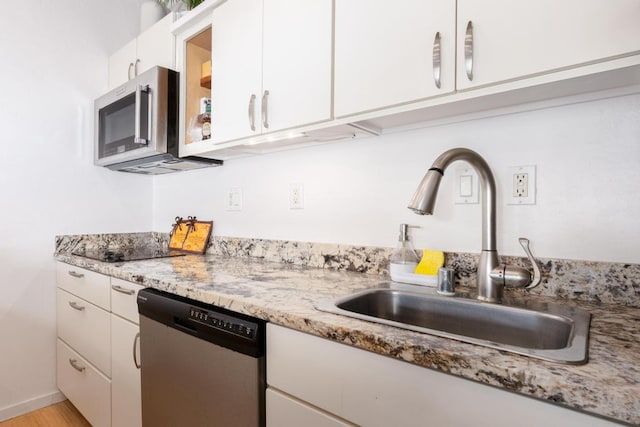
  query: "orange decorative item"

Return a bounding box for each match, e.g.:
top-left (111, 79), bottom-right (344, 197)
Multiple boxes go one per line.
top-left (169, 216), bottom-right (212, 254)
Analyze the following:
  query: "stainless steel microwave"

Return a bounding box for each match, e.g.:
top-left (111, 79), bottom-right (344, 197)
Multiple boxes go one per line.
top-left (94, 66), bottom-right (222, 174)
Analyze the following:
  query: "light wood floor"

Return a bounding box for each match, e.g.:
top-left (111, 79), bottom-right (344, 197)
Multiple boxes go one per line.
top-left (0, 400), bottom-right (90, 427)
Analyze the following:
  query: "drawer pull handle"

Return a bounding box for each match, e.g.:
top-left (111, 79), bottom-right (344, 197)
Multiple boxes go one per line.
top-left (433, 31), bottom-right (442, 89)
top-left (133, 332), bottom-right (141, 369)
top-left (464, 20), bottom-right (474, 81)
top-left (68, 301), bottom-right (85, 311)
top-left (69, 358), bottom-right (86, 373)
top-left (112, 285), bottom-right (135, 295)
top-left (68, 271), bottom-right (84, 279)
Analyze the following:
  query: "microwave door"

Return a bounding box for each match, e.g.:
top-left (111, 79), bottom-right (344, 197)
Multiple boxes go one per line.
top-left (95, 84), bottom-right (156, 165)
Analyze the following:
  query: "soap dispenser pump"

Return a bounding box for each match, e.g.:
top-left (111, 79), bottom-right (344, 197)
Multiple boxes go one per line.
top-left (390, 224), bottom-right (420, 278)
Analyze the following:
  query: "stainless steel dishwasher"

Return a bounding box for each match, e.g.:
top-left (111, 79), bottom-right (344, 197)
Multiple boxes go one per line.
top-left (137, 288), bottom-right (266, 427)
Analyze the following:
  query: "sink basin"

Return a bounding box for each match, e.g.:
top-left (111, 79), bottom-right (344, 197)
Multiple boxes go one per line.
top-left (315, 289), bottom-right (590, 364)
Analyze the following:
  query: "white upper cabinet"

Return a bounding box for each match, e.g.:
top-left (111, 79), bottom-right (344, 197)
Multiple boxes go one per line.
top-left (108, 13), bottom-right (176, 90)
top-left (210, 0), bottom-right (262, 143)
top-left (334, 0), bottom-right (456, 118)
top-left (456, 0), bottom-right (640, 90)
top-left (261, 0), bottom-right (333, 133)
top-left (211, 0), bottom-right (332, 144)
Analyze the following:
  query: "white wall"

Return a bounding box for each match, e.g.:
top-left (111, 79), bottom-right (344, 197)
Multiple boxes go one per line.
top-left (0, 0), bottom-right (152, 419)
top-left (154, 93), bottom-right (640, 264)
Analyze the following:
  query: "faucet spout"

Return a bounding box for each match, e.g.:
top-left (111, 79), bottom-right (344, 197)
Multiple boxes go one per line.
top-left (408, 148), bottom-right (501, 302)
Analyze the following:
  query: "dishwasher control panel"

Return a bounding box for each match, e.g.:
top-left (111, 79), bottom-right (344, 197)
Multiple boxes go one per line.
top-left (189, 307), bottom-right (257, 340)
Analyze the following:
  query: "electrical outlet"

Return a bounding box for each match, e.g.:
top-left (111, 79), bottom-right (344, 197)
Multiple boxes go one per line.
top-left (507, 166), bottom-right (536, 205)
top-left (289, 183), bottom-right (304, 209)
top-left (513, 173), bottom-right (528, 198)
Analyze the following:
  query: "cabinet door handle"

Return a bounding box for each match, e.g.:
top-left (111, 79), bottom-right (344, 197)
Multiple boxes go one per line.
top-left (67, 271), bottom-right (84, 279)
top-left (133, 332), bottom-right (141, 369)
top-left (68, 301), bottom-right (85, 311)
top-left (433, 32), bottom-right (442, 89)
top-left (134, 58), bottom-right (140, 77)
top-left (69, 358), bottom-right (86, 373)
top-left (128, 62), bottom-right (134, 81)
top-left (261, 90), bottom-right (270, 129)
top-left (112, 284), bottom-right (135, 295)
top-left (464, 20), bottom-right (474, 81)
top-left (248, 94), bottom-right (256, 131)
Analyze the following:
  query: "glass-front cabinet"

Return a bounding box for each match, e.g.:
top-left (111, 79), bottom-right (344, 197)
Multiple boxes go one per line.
top-left (174, 10), bottom-right (214, 157)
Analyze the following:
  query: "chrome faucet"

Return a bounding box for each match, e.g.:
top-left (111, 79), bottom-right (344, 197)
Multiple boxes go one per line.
top-left (408, 148), bottom-right (541, 302)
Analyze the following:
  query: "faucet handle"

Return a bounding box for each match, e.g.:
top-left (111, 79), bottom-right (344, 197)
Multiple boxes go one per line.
top-left (489, 237), bottom-right (542, 290)
top-left (518, 237), bottom-right (541, 289)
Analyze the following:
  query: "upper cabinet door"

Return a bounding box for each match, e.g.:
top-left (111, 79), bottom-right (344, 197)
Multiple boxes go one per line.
top-left (262, 0), bottom-right (333, 132)
top-left (457, 0), bottom-right (640, 90)
top-left (136, 13), bottom-right (176, 76)
top-left (109, 39), bottom-right (137, 90)
top-left (334, 0), bottom-right (456, 118)
top-left (211, 0), bottom-right (263, 144)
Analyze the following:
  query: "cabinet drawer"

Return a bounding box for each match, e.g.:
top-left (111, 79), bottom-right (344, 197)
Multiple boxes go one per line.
top-left (267, 388), bottom-right (353, 427)
top-left (57, 339), bottom-right (111, 427)
top-left (111, 278), bottom-right (144, 324)
top-left (56, 262), bottom-right (110, 310)
top-left (57, 288), bottom-right (111, 377)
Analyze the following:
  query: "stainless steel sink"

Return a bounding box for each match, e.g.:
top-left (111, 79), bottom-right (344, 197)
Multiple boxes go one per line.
top-left (315, 289), bottom-right (590, 364)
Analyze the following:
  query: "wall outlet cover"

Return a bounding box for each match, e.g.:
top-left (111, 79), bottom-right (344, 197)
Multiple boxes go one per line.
top-left (507, 165), bottom-right (536, 205)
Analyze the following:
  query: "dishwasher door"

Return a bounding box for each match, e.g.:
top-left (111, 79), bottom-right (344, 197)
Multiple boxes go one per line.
top-left (138, 288), bottom-right (266, 427)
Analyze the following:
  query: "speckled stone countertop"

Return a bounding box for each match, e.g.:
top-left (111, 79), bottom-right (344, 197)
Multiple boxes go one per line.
top-left (54, 251), bottom-right (640, 426)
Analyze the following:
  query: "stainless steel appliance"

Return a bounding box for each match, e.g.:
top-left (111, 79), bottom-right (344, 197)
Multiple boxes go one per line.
top-left (94, 66), bottom-right (222, 174)
top-left (137, 288), bottom-right (266, 426)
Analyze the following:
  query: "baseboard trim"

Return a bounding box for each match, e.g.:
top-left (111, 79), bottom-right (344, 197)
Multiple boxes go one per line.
top-left (0, 390), bottom-right (66, 422)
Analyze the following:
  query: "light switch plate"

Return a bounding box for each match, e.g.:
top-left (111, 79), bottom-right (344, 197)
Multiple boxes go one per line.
top-left (225, 187), bottom-right (243, 211)
top-left (454, 167), bottom-right (479, 204)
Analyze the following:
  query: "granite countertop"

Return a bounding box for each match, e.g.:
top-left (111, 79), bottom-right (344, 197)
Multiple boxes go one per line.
top-left (55, 252), bottom-right (640, 425)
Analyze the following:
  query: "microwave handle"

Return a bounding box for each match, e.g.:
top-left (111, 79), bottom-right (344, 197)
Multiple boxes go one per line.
top-left (134, 84), bottom-right (149, 145)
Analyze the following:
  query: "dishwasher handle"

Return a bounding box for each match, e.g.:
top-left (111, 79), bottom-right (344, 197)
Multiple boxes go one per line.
top-left (174, 317), bottom-right (198, 333)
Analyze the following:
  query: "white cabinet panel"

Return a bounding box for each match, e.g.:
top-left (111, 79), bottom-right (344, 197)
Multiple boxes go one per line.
top-left (456, 0), bottom-right (640, 90)
top-left (111, 278), bottom-right (144, 324)
top-left (262, 0), bottom-right (332, 132)
top-left (267, 324), bottom-right (622, 427)
top-left (111, 315), bottom-right (142, 427)
top-left (57, 288), bottom-right (111, 377)
top-left (211, 0), bottom-right (263, 143)
top-left (56, 262), bottom-right (110, 310)
top-left (108, 13), bottom-right (176, 90)
top-left (108, 39), bottom-right (137, 90)
top-left (57, 339), bottom-right (111, 427)
top-left (136, 13), bottom-right (176, 76)
top-left (211, 0), bottom-right (332, 144)
top-left (266, 388), bottom-right (353, 427)
top-left (334, 0), bottom-right (456, 117)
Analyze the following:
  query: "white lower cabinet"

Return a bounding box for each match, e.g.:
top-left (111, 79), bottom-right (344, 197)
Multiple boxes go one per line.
top-left (111, 315), bottom-right (141, 427)
top-left (56, 262), bottom-right (143, 427)
top-left (57, 339), bottom-right (111, 427)
top-left (110, 277), bottom-right (143, 427)
top-left (267, 324), bottom-right (622, 427)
